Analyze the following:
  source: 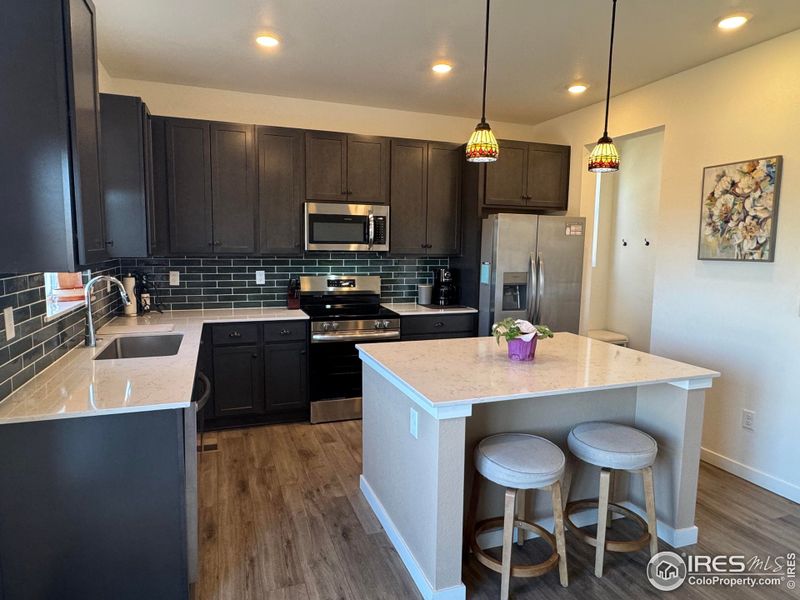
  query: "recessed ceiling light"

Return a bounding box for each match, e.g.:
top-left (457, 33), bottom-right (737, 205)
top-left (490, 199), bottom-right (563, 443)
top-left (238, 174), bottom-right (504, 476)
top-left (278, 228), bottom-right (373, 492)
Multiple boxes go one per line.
top-left (432, 62), bottom-right (453, 74)
top-left (568, 84), bottom-right (588, 94)
top-left (717, 14), bottom-right (750, 30)
top-left (256, 34), bottom-right (280, 47)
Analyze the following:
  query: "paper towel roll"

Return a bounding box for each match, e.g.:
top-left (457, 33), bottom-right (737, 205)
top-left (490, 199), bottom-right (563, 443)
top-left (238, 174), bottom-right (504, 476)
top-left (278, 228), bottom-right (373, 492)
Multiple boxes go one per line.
top-left (122, 275), bottom-right (138, 316)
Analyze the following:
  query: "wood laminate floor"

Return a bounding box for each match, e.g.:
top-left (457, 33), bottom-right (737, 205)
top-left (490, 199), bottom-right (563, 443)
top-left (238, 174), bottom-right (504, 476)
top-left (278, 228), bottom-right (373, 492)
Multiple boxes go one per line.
top-left (197, 422), bottom-right (799, 599)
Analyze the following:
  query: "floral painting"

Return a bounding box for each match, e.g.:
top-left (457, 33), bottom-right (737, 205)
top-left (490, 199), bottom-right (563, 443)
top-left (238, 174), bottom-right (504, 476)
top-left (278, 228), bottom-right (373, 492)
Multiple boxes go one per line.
top-left (698, 156), bottom-right (782, 261)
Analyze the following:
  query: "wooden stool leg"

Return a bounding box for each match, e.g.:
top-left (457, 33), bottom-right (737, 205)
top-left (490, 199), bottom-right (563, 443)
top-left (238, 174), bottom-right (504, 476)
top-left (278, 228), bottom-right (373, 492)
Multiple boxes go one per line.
top-left (606, 470), bottom-right (616, 529)
top-left (516, 489), bottom-right (528, 546)
top-left (642, 466), bottom-right (659, 556)
top-left (464, 472), bottom-right (481, 556)
top-left (500, 488), bottom-right (517, 600)
top-left (594, 468), bottom-right (611, 577)
top-left (550, 481), bottom-right (569, 587)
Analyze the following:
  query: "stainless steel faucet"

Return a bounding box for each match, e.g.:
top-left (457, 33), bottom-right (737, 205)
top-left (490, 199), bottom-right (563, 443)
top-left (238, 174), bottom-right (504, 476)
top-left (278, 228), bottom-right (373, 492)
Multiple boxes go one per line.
top-left (84, 275), bottom-right (131, 347)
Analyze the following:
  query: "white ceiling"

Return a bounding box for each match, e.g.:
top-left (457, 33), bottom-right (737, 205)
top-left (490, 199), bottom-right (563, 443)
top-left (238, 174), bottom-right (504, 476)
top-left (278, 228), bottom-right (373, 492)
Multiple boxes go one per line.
top-left (96, 0), bottom-right (800, 125)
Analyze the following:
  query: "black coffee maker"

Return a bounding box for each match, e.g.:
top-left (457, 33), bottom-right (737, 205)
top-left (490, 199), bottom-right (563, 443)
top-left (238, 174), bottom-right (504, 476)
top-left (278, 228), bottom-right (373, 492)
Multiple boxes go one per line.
top-left (433, 268), bottom-right (457, 306)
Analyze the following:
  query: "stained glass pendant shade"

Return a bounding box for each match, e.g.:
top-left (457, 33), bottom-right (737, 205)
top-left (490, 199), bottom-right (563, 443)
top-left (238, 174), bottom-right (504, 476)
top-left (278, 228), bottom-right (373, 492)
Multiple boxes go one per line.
top-left (589, 0), bottom-right (621, 173)
top-left (466, 0), bottom-right (499, 163)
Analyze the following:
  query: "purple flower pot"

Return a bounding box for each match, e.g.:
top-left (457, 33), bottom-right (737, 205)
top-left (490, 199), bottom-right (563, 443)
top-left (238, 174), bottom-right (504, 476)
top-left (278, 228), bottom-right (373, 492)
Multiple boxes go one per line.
top-left (507, 336), bottom-right (538, 361)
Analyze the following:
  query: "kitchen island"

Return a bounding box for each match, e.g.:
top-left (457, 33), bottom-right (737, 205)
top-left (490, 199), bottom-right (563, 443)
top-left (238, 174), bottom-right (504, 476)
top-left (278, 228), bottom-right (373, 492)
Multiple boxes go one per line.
top-left (356, 333), bottom-right (719, 600)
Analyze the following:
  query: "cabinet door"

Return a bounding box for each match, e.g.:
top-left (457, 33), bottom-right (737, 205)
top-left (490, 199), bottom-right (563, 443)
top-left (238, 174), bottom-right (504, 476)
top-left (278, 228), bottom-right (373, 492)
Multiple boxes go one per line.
top-left (212, 345), bottom-right (265, 417)
top-left (264, 342), bottom-right (308, 413)
top-left (484, 141), bottom-right (527, 206)
top-left (526, 144), bottom-right (570, 210)
top-left (148, 117), bottom-right (170, 256)
top-left (389, 140), bottom-right (428, 255)
top-left (165, 118), bottom-right (213, 254)
top-left (210, 122), bottom-right (257, 253)
top-left (99, 94), bottom-right (148, 257)
top-left (68, 0), bottom-right (108, 264)
top-left (347, 135), bottom-right (390, 203)
top-left (305, 131), bottom-right (347, 201)
top-left (257, 127), bottom-right (305, 255)
top-left (426, 143), bottom-right (461, 256)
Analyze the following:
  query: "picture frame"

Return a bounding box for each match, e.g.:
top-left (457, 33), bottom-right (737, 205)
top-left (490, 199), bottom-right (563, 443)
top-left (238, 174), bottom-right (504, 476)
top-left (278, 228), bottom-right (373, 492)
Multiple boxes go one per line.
top-left (697, 156), bottom-right (782, 262)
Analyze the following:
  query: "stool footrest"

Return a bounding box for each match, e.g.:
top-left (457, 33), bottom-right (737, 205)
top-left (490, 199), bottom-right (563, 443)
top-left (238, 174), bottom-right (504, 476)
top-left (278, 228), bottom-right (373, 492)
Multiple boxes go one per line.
top-left (470, 517), bottom-right (560, 578)
top-left (564, 500), bottom-right (651, 553)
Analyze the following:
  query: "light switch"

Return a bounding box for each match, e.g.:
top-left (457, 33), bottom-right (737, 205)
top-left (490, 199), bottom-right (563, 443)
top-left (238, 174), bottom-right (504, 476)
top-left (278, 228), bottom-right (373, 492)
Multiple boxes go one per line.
top-left (169, 271), bottom-right (180, 286)
top-left (255, 270), bottom-right (266, 285)
top-left (3, 306), bottom-right (15, 340)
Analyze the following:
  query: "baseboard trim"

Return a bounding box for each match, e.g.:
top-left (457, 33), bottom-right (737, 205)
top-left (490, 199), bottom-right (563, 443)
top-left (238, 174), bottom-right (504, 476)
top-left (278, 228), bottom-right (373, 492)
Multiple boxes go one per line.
top-left (701, 448), bottom-right (800, 504)
top-left (359, 475), bottom-right (466, 600)
top-left (617, 500), bottom-right (698, 547)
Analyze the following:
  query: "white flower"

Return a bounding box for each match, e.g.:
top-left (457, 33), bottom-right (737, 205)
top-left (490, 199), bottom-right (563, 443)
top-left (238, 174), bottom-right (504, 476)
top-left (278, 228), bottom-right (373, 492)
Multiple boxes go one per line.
top-left (712, 194), bottom-right (741, 226)
top-left (713, 175), bottom-right (733, 198)
top-left (514, 320), bottom-right (537, 342)
top-left (736, 174), bottom-right (756, 195)
top-left (733, 216), bottom-right (769, 251)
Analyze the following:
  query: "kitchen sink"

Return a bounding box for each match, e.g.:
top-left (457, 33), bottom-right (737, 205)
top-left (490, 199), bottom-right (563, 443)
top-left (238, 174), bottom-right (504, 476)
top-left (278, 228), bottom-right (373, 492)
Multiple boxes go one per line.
top-left (94, 334), bottom-right (184, 360)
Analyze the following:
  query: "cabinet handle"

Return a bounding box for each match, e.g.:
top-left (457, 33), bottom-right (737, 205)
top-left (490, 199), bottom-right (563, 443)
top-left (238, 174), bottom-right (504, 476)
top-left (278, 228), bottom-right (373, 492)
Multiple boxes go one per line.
top-left (252, 353), bottom-right (258, 359)
top-left (280, 329), bottom-right (291, 336)
top-left (433, 321), bottom-right (444, 328)
top-left (214, 241), bottom-right (223, 246)
top-left (229, 331), bottom-right (241, 338)
top-left (105, 240), bottom-right (114, 247)
top-left (300, 350), bottom-right (306, 355)
top-left (346, 190), bottom-right (353, 195)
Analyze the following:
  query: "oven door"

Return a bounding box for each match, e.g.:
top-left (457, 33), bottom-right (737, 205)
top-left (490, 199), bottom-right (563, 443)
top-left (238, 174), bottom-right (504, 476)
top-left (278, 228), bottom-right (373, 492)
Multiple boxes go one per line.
top-left (308, 330), bottom-right (399, 423)
top-left (305, 202), bottom-right (389, 251)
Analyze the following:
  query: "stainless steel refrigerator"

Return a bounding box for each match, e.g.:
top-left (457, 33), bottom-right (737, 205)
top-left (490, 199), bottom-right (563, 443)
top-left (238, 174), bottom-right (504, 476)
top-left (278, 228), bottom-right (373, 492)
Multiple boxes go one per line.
top-left (479, 214), bottom-right (586, 335)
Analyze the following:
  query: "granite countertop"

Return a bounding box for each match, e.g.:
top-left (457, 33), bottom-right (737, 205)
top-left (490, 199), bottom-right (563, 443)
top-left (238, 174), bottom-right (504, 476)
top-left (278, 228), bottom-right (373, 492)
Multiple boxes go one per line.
top-left (381, 302), bottom-right (478, 316)
top-left (357, 332), bottom-right (720, 409)
top-left (0, 308), bottom-right (308, 425)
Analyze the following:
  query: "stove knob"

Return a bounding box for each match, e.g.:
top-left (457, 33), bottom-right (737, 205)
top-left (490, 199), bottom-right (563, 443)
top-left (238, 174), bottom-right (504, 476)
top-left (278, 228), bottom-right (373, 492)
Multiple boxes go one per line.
top-left (374, 320), bottom-right (383, 330)
top-left (382, 320), bottom-right (391, 329)
top-left (322, 322), bottom-right (332, 332)
top-left (332, 322), bottom-right (339, 331)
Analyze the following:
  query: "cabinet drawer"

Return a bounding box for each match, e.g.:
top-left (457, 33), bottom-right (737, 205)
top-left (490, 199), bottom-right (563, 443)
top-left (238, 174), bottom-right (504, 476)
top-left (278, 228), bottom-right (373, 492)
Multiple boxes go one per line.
top-left (211, 323), bottom-right (259, 346)
top-left (263, 321), bottom-right (307, 343)
top-left (400, 314), bottom-right (476, 337)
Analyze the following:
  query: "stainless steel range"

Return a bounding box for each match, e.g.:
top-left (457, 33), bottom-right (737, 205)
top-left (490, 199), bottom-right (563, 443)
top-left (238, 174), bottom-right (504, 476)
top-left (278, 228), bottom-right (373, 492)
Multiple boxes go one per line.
top-left (300, 275), bottom-right (399, 423)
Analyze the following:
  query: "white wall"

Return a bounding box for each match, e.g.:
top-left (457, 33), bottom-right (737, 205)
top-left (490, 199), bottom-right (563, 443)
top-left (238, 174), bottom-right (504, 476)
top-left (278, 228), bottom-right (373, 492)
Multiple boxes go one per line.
top-left (99, 68), bottom-right (539, 144)
top-left (530, 30), bottom-right (800, 501)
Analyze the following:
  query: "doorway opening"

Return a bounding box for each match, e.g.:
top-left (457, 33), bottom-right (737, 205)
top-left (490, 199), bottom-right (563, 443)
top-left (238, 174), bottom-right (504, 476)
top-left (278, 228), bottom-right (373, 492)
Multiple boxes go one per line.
top-left (586, 127), bottom-right (665, 351)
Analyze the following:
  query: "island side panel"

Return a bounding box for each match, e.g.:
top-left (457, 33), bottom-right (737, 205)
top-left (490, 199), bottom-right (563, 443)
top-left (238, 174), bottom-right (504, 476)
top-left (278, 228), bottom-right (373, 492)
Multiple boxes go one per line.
top-left (361, 364), bottom-right (467, 598)
top-left (631, 384), bottom-right (707, 546)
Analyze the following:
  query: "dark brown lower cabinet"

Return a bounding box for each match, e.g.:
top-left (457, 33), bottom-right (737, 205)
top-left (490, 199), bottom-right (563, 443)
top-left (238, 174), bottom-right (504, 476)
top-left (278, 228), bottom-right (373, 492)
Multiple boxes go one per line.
top-left (400, 313), bottom-right (477, 341)
top-left (205, 321), bottom-right (309, 429)
top-left (212, 344), bottom-right (265, 417)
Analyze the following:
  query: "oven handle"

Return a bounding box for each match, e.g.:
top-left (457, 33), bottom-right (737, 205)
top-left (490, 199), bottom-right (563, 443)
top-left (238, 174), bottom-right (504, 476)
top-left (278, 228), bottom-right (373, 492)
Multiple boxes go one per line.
top-left (311, 330), bottom-right (400, 344)
top-left (368, 209), bottom-right (375, 250)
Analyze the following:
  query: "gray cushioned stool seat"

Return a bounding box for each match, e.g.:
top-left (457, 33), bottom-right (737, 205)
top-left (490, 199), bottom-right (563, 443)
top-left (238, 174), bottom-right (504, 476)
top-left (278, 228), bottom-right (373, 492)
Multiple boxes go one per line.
top-left (568, 422), bottom-right (657, 470)
top-left (474, 433), bottom-right (565, 489)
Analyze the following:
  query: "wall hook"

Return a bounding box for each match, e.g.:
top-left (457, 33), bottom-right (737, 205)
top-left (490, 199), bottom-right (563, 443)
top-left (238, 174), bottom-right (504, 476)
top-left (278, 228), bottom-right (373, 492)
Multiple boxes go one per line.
top-left (622, 239), bottom-right (628, 247)
top-left (644, 238), bottom-right (651, 247)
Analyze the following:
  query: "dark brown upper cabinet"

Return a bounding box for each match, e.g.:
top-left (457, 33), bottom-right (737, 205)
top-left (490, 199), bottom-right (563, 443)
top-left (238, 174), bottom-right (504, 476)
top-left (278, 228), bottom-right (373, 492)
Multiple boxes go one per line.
top-left (99, 94), bottom-right (152, 258)
top-left (165, 119), bottom-right (214, 254)
top-left (257, 127), bottom-right (305, 255)
top-left (210, 122), bottom-right (257, 254)
top-left (305, 131), bottom-right (389, 203)
top-left (390, 140), bottom-right (461, 256)
top-left (162, 118), bottom-right (257, 255)
top-left (0, 0), bottom-right (107, 273)
top-left (484, 140), bottom-right (570, 211)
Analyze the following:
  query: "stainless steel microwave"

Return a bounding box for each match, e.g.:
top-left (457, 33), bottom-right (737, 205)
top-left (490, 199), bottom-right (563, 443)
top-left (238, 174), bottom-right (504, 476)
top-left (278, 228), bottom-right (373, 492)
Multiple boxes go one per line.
top-left (304, 202), bottom-right (389, 252)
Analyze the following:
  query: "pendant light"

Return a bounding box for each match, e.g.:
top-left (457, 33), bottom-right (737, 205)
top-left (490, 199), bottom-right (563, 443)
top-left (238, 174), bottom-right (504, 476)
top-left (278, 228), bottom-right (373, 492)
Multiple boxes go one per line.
top-left (465, 0), bottom-right (499, 163)
top-left (588, 0), bottom-right (620, 173)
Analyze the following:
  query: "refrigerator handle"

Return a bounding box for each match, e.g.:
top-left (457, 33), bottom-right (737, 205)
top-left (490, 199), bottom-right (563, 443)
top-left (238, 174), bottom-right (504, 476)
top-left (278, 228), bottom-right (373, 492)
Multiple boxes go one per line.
top-left (535, 253), bottom-right (545, 324)
top-left (526, 253), bottom-right (536, 322)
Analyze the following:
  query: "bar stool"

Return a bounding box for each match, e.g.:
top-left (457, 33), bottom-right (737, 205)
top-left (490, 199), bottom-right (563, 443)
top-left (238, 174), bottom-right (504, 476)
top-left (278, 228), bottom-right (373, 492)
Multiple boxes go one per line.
top-left (466, 433), bottom-right (569, 599)
top-left (564, 422), bottom-right (659, 577)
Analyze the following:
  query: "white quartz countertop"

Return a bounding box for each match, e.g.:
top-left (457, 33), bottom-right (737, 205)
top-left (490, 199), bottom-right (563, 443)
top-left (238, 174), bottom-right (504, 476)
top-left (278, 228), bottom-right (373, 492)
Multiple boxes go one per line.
top-left (381, 303), bottom-right (478, 316)
top-left (0, 308), bottom-right (308, 425)
top-left (357, 333), bottom-right (720, 410)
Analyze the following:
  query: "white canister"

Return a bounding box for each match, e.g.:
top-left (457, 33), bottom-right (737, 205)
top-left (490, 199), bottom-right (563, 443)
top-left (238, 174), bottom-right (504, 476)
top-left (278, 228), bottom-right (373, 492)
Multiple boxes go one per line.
top-left (122, 274), bottom-right (138, 316)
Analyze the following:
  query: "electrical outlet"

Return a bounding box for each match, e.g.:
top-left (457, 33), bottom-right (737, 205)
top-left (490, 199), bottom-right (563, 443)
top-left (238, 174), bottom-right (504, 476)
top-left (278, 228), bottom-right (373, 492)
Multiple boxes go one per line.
top-left (409, 407), bottom-right (419, 439)
top-left (742, 409), bottom-right (755, 431)
top-left (3, 306), bottom-right (15, 341)
top-left (169, 271), bottom-right (180, 286)
top-left (255, 270), bottom-right (266, 285)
